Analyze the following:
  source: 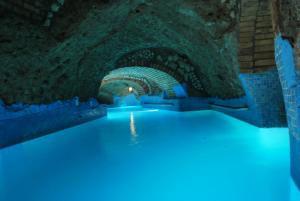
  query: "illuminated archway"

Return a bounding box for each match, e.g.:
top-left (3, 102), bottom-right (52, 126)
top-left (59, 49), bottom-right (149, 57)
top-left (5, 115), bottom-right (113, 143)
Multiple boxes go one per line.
top-left (98, 66), bottom-right (185, 104)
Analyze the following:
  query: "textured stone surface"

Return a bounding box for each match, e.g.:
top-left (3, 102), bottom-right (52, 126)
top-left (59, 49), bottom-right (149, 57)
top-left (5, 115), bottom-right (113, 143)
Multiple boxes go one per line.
top-left (99, 67), bottom-right (181, 101)
top-left (239, 0), bottom-right (275, 73)
top-left (0, 0), bottom-right (52, 22)
top-left (277, 0), bottom-right (300, 40)
top-left (0, 0), bottom-right (244, 104)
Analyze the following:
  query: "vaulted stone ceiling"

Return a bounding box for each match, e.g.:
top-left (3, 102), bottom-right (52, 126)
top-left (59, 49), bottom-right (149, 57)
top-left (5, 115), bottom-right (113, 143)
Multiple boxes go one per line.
top-left (0, 0), bottom-right (244, 104)
top-left (99, 66), bottom-right (182, 103)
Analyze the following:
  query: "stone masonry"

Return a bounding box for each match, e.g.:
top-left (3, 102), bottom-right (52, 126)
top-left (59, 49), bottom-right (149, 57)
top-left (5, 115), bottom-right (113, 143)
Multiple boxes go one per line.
top-left (0, 0), bottom-right (54, 23)
top-left (239, 0), bottom-right (275, 73)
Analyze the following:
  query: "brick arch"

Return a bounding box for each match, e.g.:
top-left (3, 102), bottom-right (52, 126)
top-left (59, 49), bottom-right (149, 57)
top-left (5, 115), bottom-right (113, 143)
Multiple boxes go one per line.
top-left (99, 66), bottom-right (181, 99)
top-left (239, 0), bottom-right (275, 73)
top-left (115, 47), bottom-right (208, 96)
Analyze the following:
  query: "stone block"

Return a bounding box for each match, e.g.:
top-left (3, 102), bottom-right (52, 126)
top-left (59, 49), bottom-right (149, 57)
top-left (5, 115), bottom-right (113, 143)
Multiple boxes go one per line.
top-left (239, 55), bottom-right (253, 62)
top-left (240, 42), bottom-right (254, 49)
top-left (255, 59), bottom-right (275, 67)
top-left (257, 11), bottom-right (270, 16)
top-left (240, 36), bottom-right (253, 43)
top-left (240, 26), bottom-right (255, 33)
top-left (240, 61), bottom-right (254, 68)
top-left (254, 52), bottom-right (275, 60)
top-left (240, 15), bottom-right (256, 22)
top-left (255, 45), bottom-right (274, 52)
top-left (241, 9), bottom-right (257, 17)
top-left (240, 21), bottom-right (255, 28)
top-left (256, 16), bottom-right (272, 22)
top-left (256, 27), bottom-right (273, 34)
top-left (256, 20), bottom-right (272, 28)
top-left (255, 33), bottom-right (274, 40)
top-left (240, 32), bottom-right (254, 38)
top-left (255, 39), bottom-right (274, 46)
top-left (239, 47), bottom-right (253, 56)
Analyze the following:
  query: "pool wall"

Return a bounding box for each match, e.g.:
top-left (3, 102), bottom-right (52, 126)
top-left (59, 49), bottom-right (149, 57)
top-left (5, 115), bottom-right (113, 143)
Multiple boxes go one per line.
top-left (239, 69), bottom-right (287, 127)
top-left (141, 70), bottom-right (287, 128)
top-left (0, 98), bottom-right (107, 148)
top-left (275, 35), bottom-right (300, 189)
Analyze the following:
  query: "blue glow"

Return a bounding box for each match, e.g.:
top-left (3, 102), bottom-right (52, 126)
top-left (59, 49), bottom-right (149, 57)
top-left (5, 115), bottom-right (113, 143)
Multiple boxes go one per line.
top-left (0, 110), bottom-right (299, 201)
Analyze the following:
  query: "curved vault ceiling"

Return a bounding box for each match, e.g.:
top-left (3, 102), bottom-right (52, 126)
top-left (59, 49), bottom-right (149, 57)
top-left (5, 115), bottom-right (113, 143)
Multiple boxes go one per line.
top-left (0, 0), bottom-right (245, 104)
top-left (98, 66), bottom-right (182, 104)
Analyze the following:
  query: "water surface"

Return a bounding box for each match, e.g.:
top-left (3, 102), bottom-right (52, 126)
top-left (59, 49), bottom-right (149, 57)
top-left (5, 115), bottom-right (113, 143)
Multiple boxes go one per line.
top-left (0, 109), bottom-right (298, 201)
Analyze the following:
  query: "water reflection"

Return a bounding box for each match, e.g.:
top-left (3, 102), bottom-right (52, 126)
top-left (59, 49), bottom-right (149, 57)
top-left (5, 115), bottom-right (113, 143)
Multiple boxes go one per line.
top-left (130, 112), bottom-right (138, 145)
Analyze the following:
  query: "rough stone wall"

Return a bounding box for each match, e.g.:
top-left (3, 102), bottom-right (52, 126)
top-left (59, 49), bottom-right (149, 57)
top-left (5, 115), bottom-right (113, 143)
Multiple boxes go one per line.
top-left (275, 36), bottom-right (300, 189)
top-left (116, 48), bottom-right (205, 96)
top-left (239, 0), bottom-right (275, 73)
top-left (0, 0), bottom-right (245, 104)
top-left (272, 0), bottom-right (300, 69)
top-left (0, 0), bottom-right (53, 23)
top-left (278, 0), bottom-right (300, 40)
top-left (239, 69), bottom-right (286, 127)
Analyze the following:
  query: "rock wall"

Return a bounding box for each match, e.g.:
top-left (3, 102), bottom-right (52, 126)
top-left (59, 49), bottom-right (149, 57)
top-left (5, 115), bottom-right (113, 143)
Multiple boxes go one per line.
top-left (0, 0), bottom-right (244, 105)
top-left (0, 0), bottom-right (53, 23)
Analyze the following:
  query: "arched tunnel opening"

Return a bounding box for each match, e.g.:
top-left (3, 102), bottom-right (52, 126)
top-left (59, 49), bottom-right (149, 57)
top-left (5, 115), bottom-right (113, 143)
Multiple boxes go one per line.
top-left (1, 0), bottom-right (300, 200)
top-left (98, 66), bottom-right (187, 106)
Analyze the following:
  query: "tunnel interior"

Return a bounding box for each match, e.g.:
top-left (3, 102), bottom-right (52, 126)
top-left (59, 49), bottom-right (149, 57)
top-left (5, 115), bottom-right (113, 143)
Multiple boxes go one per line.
top-left (98, 66), bottom-right (187, 105)
top-left (0, 0), bottom-right (300, 199)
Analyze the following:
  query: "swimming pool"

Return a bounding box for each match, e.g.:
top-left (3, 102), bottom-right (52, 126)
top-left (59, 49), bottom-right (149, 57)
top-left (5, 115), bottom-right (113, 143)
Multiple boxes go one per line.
top-left (0, 109), bottom-right (299, 201)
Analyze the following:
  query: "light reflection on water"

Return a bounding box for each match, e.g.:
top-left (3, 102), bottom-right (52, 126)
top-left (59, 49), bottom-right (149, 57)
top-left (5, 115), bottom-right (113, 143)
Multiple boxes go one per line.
top-left (130, 112), bottom-right (138, 145)
top-left (0, 109), bottom-right (299, 201)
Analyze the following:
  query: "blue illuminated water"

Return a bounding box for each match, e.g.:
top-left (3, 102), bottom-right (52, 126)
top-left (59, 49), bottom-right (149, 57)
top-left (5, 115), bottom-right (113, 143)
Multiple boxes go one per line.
top-left (0, 109), bottom-right (299, 201)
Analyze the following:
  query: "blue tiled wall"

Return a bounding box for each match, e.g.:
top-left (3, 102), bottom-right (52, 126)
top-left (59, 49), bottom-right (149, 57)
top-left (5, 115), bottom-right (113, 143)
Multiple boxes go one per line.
top-left (275, 35), bottom-right (300, 189)
top-left (0, 98), bottom-right (107, 148)
top-left (141, 69), bottom-right (287, 128)
top-left (239, 69), bottom-right (287, 127)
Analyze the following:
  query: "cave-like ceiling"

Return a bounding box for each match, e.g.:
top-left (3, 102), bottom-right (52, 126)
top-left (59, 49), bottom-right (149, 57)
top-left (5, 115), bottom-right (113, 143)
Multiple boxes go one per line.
top-left (99, 66), bottom-right (182, 103)
top-left (0, 0), bottom-right (245, 104)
